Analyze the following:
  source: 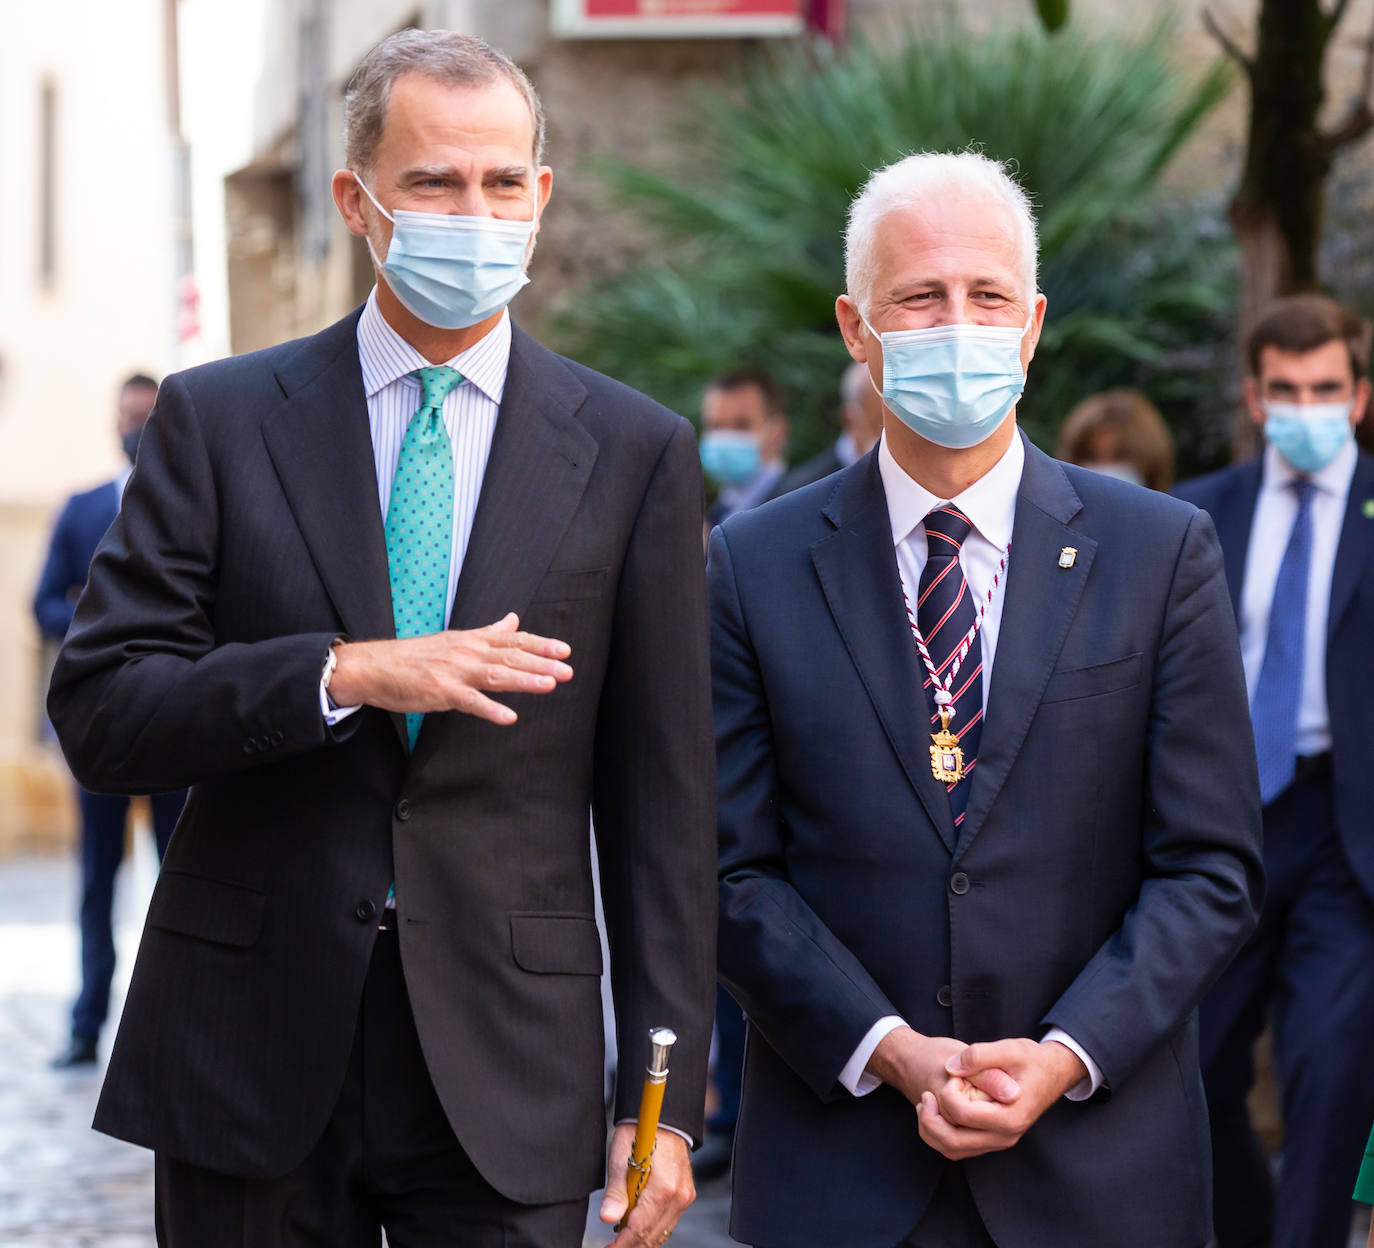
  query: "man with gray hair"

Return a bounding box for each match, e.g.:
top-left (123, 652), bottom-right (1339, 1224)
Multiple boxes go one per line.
top-left (47, 27), bottom-right (714, 1248)
top-left (776, 360), bottom-right (886, 495)
top-left (710, 150), bottom-right (1263, 1246)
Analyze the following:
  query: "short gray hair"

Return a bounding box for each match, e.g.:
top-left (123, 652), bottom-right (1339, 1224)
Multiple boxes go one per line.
top-left (844, 151), bottom-right (1039, 315)
top-left (344, 29), bottom-right (547, 175)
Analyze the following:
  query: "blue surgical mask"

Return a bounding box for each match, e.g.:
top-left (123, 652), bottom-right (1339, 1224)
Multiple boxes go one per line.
top-left (356, 176), bottom-right (537, 330)
top-left (700, 430), bottom-right (762, 487)
top-left (1262, 401), bottom-right (1354, 473)
top-left (860, 312), bottom-right (1033, 449)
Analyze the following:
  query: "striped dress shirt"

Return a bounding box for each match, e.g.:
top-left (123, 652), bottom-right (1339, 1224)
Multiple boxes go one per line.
top-left (321, 290), bottom-right (511, 726)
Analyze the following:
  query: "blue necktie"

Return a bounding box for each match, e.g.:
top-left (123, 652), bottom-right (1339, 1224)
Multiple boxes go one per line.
top-left (386, 365), bottom-right (462, 751)
top-left (917, 505), bottom-right (983, 826)
top-left (1251, 479), bottom-right (1315, 804)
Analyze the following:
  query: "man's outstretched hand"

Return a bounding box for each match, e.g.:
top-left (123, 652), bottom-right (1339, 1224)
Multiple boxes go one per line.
top-left (329, 613), bottom-right (572, 725)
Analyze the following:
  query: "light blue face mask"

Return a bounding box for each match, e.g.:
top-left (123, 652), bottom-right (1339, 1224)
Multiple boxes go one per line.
top-left (356, 176), bottom-right (537, 330)
top-left (1262, 400), bottom-right (1354, 473)
top-left (700, 430), bottom-right (762, 487)
top-left (859, 311), bottom-right (1033, 450)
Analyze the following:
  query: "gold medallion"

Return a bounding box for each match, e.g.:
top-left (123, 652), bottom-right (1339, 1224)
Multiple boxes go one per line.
top-left (929, 708), bottom-right (965, 784)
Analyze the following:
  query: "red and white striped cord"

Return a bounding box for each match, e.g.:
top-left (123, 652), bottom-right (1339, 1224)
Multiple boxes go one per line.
top-left (899, 543), bottom-right (1010, 722)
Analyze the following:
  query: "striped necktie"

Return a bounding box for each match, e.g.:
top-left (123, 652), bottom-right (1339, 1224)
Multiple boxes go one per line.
top-left (1251, 478), bottom-right (1315, 804)
top-left (386, 365), bottom-right (462, 751)
top-left (917, 504), bottom-right (983, 826)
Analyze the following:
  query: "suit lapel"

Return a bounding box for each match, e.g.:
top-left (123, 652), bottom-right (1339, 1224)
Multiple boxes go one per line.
top-left (1212, 459), bottom-right (1263, 621)
top-left (956, 441), bottom-right (1096, 855)
top-left (442, 327), bottom-right (597, 633)
top-left (811, 454), bottom-right (957, 851)
top-left (262, 309), bottom-right (396, 647)
top-left (1329, 450), bottom-right (1374, 642)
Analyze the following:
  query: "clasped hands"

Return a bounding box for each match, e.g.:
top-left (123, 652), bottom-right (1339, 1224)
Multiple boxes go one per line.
top-left (867, 1025), bottom-right (1087, 1161)
top-left (328, 613), bottom-right (573, 725)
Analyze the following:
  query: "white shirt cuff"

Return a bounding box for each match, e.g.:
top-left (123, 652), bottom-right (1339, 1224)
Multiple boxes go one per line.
top-left (1042, 1027), bottom-right (1104, 1100)
top-left (319, 675), bottom-right (362, 726)
top-left (839, 1015), bottom-right (907, 1096)
top-left (614, 1119), bottom-right (695, 1149)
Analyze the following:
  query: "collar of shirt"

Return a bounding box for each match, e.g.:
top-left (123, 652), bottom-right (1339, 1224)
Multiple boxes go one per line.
top-left (1260, 435), bottom-right (1358, 500)
top-left (356, 286), bottom-right (511, 407)
top-left (877, 428), bottom-right (1024, 552)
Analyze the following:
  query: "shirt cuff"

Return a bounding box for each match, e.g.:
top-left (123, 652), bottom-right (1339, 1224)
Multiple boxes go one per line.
top-left (614, 1119), bottom-right (695, 1149)
top-left (319, 675), bottom-right (362, 726)
top-left (839, 1015), bottom-right (907, 1097)
top-left (1041, 1027), bottom-right (1104, 1100)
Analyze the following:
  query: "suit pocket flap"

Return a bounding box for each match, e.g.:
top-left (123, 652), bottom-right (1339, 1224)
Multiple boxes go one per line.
top-left (510, 912), bottom-right (603, 975)
top-left (529, 568), bottom-right (610, 603)
top-left (147, 871), bottom-right (267, 948)
top-left (1042, 652), bottom-right (1144, 704)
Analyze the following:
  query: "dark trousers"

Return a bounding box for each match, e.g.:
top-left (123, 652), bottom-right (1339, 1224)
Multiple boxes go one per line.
top-left (709, 983), bottom-right (746, 1135)
top-left (71, 786), bottom-right (185, 1042)
top-left (1200, 770), bottom-right (1374, 1248)
top-left (154, 926), bottom-right (588, 1248)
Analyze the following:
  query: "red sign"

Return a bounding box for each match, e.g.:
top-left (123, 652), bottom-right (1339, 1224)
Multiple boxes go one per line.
top-left (553, 0), bottom-right (805, 37)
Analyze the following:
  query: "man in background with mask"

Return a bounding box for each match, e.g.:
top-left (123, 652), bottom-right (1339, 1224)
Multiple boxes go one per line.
top-left (710, 150), bottom-right (1262, 1247)
top-left (47, 30), bottom-right (714, 1248)
top-left (776, 360), bottom-right (887, 495)
top-left (700, 368), bottom-right (790, 527)
top-left (34, 372), bottom-right (187, 1071)
top-left (1177, 294), bottom-right (1374, 1248)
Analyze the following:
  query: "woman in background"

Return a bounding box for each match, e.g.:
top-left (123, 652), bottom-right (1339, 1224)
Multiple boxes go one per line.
top-left (1056, 386), bottom-right (1175, 491)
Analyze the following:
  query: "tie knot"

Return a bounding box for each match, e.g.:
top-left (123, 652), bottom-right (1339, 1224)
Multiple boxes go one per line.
top-left (1290, 478), bottom-right (1316, 510)
top-left (923, 505), bottom-right (973, 554)
top-left (411, 365), bottom-right (464, 411)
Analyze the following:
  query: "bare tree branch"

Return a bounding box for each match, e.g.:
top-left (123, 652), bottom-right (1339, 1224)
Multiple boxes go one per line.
top-left (1323, 9), bottom-right (1374, 152)
top-left (1204, 7), bottom-right (1255, 73)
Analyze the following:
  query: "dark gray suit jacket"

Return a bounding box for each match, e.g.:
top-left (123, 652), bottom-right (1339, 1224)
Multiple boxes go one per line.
top-left (709, 436), bottom-right (1263, 1248)
top-left (47, 309), bottom-right (717, 1203)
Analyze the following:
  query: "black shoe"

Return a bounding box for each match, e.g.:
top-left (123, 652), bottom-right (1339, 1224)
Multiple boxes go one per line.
top-left (690, 1130), bottom-right (735, 1182)
top-left (50, 1036), bottom-right (98, 1069)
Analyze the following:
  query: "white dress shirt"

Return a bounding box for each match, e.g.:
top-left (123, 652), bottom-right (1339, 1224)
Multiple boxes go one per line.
top-left (1238, 439), bottom-right (1357, 756)
top-left (837, 431), bottom-right (1103, 1100)
top-left (322, 289), bottom-right (511, 725)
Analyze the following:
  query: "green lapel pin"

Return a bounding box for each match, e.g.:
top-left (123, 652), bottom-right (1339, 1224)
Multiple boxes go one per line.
top-left (1363, 498), bottom-right (1374, 519)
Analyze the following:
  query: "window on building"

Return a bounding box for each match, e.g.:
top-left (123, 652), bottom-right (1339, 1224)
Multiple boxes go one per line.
top-left (38, 78), bottom-right (57, 289)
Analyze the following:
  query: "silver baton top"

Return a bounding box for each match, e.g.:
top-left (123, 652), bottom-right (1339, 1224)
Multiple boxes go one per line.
top-left (647, 1027), bottom-right (677, 1083)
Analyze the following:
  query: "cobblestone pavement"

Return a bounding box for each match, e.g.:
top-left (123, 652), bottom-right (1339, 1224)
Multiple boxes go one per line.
top-left (0, 849), bottom-right (732, 1248)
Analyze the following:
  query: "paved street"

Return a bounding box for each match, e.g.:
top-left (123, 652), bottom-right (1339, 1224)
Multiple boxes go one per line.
top-left (0, 846), bottom-right (731, 1247)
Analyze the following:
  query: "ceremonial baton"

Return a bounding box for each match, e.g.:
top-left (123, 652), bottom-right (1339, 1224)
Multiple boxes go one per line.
top-left (616, 1027), bottom-right (677, 1232)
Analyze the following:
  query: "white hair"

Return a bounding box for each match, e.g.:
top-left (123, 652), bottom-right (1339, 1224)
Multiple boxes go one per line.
top-left (844, 151), bottom-right (1039, 315)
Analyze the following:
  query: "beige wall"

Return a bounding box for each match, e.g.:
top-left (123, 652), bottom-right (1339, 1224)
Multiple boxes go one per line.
top-left (0, 0), bottom-right (176, 843)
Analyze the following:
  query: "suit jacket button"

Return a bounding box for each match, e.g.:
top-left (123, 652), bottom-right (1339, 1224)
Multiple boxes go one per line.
top-left (243, 740), bottom-right (257, 754)
top-left (949, 872), bottom-right (970, 895)
top-left (395, 798), bottom-right (411, 821)
top-left (936, 985), bottom-right (953, 1007)
top-left (354, 899), bottom-right (377, 922)
top-left (269, 730), bottom-right (284, 747)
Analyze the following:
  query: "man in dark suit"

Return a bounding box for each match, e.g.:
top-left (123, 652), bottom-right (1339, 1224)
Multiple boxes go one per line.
top-left (47, 30), bottom-right (714, 1248)
top-left (34, 372), bottom-right (186, 1069)
top-left (701, 368), bottom-right (790, 529)
top-left (710, 151), bottom-right (1263, 1248)
top-left (1177, 294), bottom-right (1374, 1248)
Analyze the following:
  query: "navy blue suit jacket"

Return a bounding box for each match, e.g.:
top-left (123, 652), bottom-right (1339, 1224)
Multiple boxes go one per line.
top-left (1176, 449), bottom-right (1374, 899)
top-left (33, 480), bottom-right (119, 641)
top-left (710, 435), bottom-right (1264, 1248)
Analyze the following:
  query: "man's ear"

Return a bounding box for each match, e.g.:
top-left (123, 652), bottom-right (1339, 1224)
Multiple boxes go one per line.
top-left (836, 295), bottom-right (868, 363)
top-left (332, 170), bottom-right (369, 238)
top-left (1352, 376), bottom-right (1370, 428)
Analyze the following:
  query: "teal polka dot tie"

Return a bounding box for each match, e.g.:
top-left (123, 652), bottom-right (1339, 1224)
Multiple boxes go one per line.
top-left (386, 365), bottom-right (462, 750)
